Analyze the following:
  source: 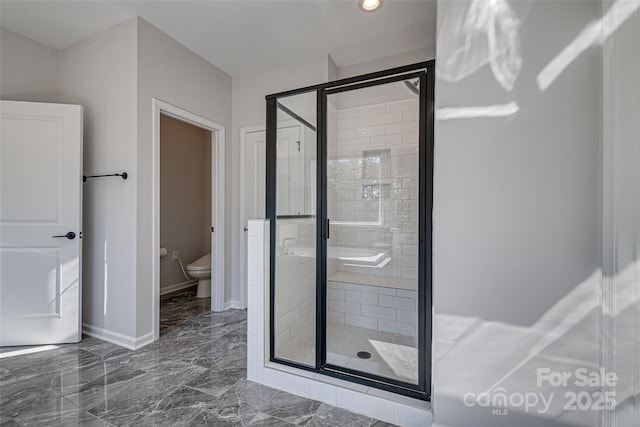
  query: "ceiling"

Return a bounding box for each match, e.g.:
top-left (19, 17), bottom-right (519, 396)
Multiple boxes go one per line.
top-left (0, 0), bottom-right (436, 76)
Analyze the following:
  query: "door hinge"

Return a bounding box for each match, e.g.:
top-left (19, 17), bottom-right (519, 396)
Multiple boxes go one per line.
top-left (211, 227), bottom-right (215, 232)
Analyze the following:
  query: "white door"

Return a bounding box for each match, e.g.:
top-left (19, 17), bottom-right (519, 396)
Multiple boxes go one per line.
top-left (244, 130), bottom-right (267, 221)
top-left (276, 126), bottom-right (303, 216)
top-left (241, 129), bottom-right (266, 308)
top-left (0, 100), bottom-right (83, 346)
top-left (240, 125), bottom-right (302, 307)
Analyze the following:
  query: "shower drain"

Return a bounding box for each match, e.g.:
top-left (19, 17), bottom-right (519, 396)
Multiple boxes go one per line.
top-left (356, 351), bottom-right (371, 359)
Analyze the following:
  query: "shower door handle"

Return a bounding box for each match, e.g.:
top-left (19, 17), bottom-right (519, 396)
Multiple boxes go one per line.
top-left (325, 218), bottom-right (330, 240)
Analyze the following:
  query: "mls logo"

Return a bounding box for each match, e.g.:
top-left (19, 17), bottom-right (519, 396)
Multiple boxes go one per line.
top-left (492, 408), bottom-right (508, 416)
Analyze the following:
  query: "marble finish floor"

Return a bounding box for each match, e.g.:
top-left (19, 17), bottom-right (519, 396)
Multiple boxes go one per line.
top-left (0, 289), bottom-right (396, 426)
top-left (159, 287), bottom-right (211, 335)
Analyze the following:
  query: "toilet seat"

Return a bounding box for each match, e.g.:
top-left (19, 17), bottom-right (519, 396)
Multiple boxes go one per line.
top-left (187, 253), bottom-right (211, 271)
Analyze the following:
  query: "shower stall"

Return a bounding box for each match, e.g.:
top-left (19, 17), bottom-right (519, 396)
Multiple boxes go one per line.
top-left (265, 62), bottom-right (434, 399)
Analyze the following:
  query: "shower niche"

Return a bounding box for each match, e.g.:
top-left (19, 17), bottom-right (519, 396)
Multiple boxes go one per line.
top-left (266, 62), bottom-right (433, 400)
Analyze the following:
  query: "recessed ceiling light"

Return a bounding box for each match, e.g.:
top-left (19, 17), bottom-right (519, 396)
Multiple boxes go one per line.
top-left (360, 0), bottom-right (383, 12)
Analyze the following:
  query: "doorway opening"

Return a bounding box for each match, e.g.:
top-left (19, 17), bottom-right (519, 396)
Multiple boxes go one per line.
top-left (152, 99), bottom-right (226, 342)
top-left (159, 114), bottom-right (212, 331)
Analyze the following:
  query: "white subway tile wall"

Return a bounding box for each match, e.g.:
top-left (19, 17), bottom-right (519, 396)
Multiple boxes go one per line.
top-left (327, 97), bottom-right (419, 288)
top-left (324, 97), bottom-right (420, 344)
top-left (274, 218), bottom-right (316, 365)
top-left (327, 281), bottom-right (418, 335)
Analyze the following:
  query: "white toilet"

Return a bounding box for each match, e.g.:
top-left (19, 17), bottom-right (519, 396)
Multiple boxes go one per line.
top-left (186, 253), bottom-right (211, 298)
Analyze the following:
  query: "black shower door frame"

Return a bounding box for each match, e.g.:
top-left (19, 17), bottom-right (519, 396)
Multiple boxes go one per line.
top-left (266, 61), bottom-right (434, 401)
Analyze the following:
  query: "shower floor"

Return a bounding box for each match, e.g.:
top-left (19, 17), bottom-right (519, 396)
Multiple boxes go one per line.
top-left (281, 322), bottom-right (418, 384)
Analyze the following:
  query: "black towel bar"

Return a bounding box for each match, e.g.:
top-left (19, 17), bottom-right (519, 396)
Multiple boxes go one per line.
top-left (83, 172), bottom-right (128, 182)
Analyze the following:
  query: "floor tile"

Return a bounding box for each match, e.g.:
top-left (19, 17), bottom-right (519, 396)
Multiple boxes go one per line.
top-left (185, 379), bottom-right (281, 426)
top-left (13, 397), bottom-right (111, 427)
top-left (134, 385), bottom-right (216, 426)
top-left (0, 372), bottom-right (62, 418)
top-left (77, 337), bottom-right (129, 358)
top-left (305, 403), bottom-right (372, 427)
top-left (258, 389), bottom-right (321, 425)
top-left (369, 421), bottom-right (397, 427)
top-left (186, 369), bottom-right (241, 398)
top-left (187, 407), bottom-right (295, 426)
top-left (65, 365), bottom-right (148, 411)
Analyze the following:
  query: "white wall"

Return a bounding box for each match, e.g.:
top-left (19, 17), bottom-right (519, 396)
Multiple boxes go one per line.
top-left (58, 18), bottom-right (139, 341)
top-left (0, 27), bottom-right (59, 102)
top-left (136, 18), bottom-right (232, 335)
top-left (336, 47), bottom-right (434, 79)
top-left (433, 1), bottom-right (601, 426)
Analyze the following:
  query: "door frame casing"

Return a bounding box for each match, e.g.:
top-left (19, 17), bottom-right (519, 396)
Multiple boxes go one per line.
top-left (151, 99), bottom-right (226, 341)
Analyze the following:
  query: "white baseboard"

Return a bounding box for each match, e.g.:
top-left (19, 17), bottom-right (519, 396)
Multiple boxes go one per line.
top-left (160, 279), bottom-right (198, 295)
top-left (225, 299), bottom-right (245, 310)
top-left (82, 323), bottom-right (154, 350)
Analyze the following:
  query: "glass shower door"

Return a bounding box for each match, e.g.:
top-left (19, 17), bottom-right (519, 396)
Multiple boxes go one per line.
top-left (266, 62), bottom-right (433, 399)
top-left (324, 77), bottom-right (422, 386)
